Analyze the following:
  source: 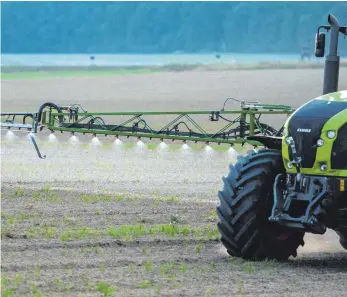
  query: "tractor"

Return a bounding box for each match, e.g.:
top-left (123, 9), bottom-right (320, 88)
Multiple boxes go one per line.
top-left (216, 14), bottom-right (347, 260)
top-left (1, 13), bottom-right (346, 262)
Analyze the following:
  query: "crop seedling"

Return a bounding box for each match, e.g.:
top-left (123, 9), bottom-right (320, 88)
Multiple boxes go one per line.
top-left (138, 280), bottom-right (152, 289)
top-left (143, 262), bottom-right (153, 272)
top-left (96, 281), bottom-right (116, 296)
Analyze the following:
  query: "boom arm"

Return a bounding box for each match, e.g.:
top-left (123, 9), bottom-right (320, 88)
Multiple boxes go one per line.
top-left (1, 101), bottom-right (294, 158)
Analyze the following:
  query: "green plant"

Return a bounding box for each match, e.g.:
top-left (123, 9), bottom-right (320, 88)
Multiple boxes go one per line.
top-left (2, 288), bottom-right (15, 297)
top-left (143, 262), bottom-right (153, 272)
top-left (31, 283), bottom-right (44, 297)
top-left (96, 281), bottom-right (116, 296)
top-left (142, 246), bottom-right (149, 255)
top-left (243, 262), bottom-right (255, 274)
top-left (159, 262), bottom-right (176, 278)
top-left (180, 264), bottom-right (187, 273)
top-left (14, 273), bottom-right (22, 286)
top-left (115, 195), bottom-right (124, 201)
top-left (14, 188), bottom-right (25, 197)
top-left (129, 263), bottom-right (135, 273)
top-left (236, 280), bottom-right (246, 296)
top-left (205, 287), bottom-right (214, 297)
top-left (35, 266), bottom-right (41, 277)
top-left (167, 196), bottom-right (180, 205)
top-left (195, 243), bottom-right (203, 253)
top-left (155, 285), bottom-right (162, 294)
top-left (138, 280), bottom-right (151, 289)
top-left (55, 278), bottom-right (64, 290)
top-left (100, 263), bottom-right (105, 272)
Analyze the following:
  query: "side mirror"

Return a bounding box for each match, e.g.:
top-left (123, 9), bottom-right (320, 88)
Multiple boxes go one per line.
top-left (315, 32), bottom-right (325, 57)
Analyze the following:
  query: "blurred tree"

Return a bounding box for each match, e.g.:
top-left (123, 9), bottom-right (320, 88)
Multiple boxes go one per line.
top-left (1, 1), bottom-right (346, 55)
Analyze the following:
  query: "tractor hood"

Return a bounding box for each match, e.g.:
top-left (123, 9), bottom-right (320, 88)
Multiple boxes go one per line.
top-left (283, 90), bottom-right (347, 172)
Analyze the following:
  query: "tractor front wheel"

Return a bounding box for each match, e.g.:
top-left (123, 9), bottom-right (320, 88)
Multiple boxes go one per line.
top-left (217, 149), bottom-right (305, 260)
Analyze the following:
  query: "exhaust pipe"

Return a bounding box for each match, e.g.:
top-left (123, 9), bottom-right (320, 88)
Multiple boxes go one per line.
top-left (323, 14), bottom-right (340, 95)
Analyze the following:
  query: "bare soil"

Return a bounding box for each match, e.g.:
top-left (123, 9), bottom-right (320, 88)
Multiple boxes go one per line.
top-left (1, 68), bottom-right (347, 297)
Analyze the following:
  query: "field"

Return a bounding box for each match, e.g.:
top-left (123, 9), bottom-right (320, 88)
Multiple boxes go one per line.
top-left (2, 67), bottom-right (347, 297)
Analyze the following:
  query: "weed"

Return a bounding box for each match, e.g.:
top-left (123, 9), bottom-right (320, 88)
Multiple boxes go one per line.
top-left (167, 196), bottom-right (180, 205)
top-left (26, 227), bottom-right (36, 239)
top-left (205, 287), bottom-right (214, 297)
top-left (96, 281), bottom-right (116, 296)
top-left (31, 186), bottom-right (61, 203)
top-left (152, 197), bottom-right (161, 209)
top-left (60, 227), bottom-right (100, 242)
top-left (19, 212), bottom-right (33, 221)
top-left (87, 282), bottom-right (94, 291)
top-left (7, 216), bottom-right (15, 225)
top-left (44, 184), bottom-right (51, 193)
top-left (14, 188), bottom-right (25, 197)
top-left (31, 283), bottom-right (44, 297)
top-left (33, 191), bottom-right (40, 201)
top-left (159, 262), bottom-right (176, 279)
top-left (143, 262), bottom-right (153, 272)
top-left (142, 246), bottom-right (149, 255)
top-left (2, 288), bottom-right (15, 297)
top-left (129, 263), bottom-right (135, 273)
top-left (138, 280), bottom-right (152, 288)
top-left (35, 266), bottom-right (41, 277)
top-left (236, 280), bottom-right (246, 296)
top-left (42, 226), bottom-right (57, 239)
top-left (195, 243), bottom-right (203, 253)
top-left (180, 263), bottom-right (188, 273)
top-left (65, 282), bottom-right (73, 292)
top-left (115, 195), bottom-right (124, 201)
top-left (100, 263), bottom-right (105, 272)
top-left (152, 189), bottom-right (159, 196)
top-left (55, 278), bottom-right (64, 290)
top-left (243, 262), bottom-right (255, 274)
top-left (1, 274), bottom-right (16, 297)
top-left (201, 209), bottom-right (217, 221)
top-left (14, 273), bottom-right (22, 286)
top-left (48, 192), bottom-right (60, 203)
top-left (155, 285), bottom-right (162, 294)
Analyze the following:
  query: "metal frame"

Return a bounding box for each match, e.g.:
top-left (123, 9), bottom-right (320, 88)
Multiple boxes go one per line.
top-left (1, 101), bottom-right (294, 158)
top-left (46, 106), bottom-right (292, 145)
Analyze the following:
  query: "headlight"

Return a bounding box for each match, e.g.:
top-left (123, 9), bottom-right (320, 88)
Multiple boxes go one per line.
top-left (320, 163), bottom-right (328, 171)
top-left (285, 137), bottom-right (292, 145)
top-left (287, 162), bottom-right (293, 169)
top-left (317, 139), bottom-right (324, 147)
top-left (327, 130), bottom-right (336, 139)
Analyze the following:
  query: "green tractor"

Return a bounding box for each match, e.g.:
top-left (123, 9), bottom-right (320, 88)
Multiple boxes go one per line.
top-left (216, 14), bottom-right (347, 260)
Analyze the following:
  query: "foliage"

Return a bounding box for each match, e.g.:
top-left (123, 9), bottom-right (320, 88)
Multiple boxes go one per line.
top-left (2, 2), bottom-right (346, 54)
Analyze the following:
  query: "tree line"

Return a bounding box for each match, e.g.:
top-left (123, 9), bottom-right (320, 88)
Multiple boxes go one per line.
top-left (2, 1), bottom-right (347, 55)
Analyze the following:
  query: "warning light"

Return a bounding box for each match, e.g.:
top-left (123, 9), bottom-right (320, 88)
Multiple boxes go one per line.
top-left (340, 180), bottom-right (345, 192)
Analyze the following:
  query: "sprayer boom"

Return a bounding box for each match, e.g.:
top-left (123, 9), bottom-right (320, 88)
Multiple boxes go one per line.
top-left (1, 101), bottom-right (294, 158)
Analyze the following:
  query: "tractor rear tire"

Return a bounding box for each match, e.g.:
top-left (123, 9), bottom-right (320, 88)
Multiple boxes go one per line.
top-left (217, 149), bottom-right (305, 261)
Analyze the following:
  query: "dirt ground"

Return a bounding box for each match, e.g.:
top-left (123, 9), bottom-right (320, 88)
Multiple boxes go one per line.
top-left (1, 68), bottom-right (347, 297)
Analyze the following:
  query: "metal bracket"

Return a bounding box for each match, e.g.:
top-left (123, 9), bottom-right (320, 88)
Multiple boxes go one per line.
top-left (269, 174), bottom-right (328, 234)
top-left (286, 136), bottom-right (302, 171)
top-left (28, 133), bottom-right (46, 159)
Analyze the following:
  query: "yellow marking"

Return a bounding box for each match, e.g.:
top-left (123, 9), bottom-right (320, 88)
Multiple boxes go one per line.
top-left (340, 180), bottom-right (345, 192)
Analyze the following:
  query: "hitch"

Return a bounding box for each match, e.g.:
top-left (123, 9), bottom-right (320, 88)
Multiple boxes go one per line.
top-left (269, 173), bottom-right (328, 234)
